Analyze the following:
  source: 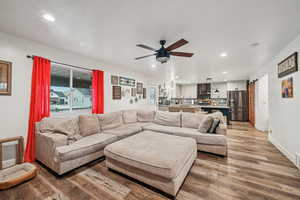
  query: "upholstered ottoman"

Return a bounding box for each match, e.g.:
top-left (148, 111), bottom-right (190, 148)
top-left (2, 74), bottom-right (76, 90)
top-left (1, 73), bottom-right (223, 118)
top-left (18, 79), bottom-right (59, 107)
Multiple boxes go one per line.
top-left (104, 131), bottom-right (197, 197)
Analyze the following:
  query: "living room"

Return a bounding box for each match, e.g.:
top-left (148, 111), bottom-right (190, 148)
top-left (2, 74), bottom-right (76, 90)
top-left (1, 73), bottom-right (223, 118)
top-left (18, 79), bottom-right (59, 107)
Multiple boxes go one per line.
top-left (0, 1), bottom-right (300, 200)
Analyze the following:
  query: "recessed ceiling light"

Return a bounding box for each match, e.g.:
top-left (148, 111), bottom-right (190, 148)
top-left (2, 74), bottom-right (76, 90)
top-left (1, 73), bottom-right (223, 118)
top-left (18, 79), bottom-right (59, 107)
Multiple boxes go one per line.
top-left (220, 52), bottom-right (227, 58)
top-left (43, 14), bottom-right (55, 22)
top-left (151, 64), bottom-right (156, 68)
top-left (224, 79), bottom-right (228, 82)
top-left (222, 71), bottom-right (228, 74)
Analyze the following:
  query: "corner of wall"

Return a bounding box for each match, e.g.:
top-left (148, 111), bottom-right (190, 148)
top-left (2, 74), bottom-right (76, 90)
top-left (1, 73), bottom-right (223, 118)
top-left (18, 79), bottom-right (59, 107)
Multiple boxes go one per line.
top-left (268, 134), bottom-right (298, 168)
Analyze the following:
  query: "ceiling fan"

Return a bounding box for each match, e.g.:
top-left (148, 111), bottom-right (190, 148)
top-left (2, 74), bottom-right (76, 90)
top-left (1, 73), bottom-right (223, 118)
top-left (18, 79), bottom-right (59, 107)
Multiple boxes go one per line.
top-left (135, 39), bottom-right (194, 63)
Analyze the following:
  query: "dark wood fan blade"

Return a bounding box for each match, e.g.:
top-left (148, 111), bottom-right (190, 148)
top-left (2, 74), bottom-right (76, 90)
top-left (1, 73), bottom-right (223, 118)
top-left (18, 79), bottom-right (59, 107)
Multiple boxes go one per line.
top-left (165, 39), bottom-right (188, 51)
top-left (136, 44), bottom-right (157, 51)
top-left (170, 52), bottom-right (194, 57)
top-left (135, 54), bottom-right (156, 60)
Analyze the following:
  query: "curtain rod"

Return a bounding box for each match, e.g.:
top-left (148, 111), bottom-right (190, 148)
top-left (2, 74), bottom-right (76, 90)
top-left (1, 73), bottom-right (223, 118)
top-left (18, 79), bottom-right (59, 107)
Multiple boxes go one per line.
top-left (26, 55), bottom-right (93, 71)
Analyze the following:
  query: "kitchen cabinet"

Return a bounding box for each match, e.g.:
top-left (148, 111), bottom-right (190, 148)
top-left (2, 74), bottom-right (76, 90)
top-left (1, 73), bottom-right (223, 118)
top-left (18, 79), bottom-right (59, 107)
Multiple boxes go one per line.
top-left (197, 83), bottom-right (211, 99)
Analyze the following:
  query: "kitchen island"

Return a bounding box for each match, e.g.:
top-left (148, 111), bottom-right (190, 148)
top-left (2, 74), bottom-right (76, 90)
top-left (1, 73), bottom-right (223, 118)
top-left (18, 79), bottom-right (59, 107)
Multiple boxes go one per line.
top-left (159, 104), bottom-right (230, 124)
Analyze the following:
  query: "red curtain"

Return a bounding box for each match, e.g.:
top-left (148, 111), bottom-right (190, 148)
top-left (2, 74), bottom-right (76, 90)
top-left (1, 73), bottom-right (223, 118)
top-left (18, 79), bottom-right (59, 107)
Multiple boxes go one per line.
top-left (24, 56), bottom-right (51, 162)
top-left (92, 70), bottom-right (104, 114)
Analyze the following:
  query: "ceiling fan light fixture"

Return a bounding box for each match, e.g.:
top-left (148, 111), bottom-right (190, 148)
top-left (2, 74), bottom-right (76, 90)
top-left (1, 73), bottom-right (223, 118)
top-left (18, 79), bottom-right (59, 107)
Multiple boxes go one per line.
top-left (156, 50), bottom-right (170, 63)
top-left (156, 56), bottom-right (170, 63)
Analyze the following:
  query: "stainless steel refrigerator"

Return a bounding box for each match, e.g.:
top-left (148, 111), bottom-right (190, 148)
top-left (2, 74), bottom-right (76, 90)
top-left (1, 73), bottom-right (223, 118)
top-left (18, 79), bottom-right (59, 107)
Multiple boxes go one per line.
top-left (228, 91), bottom-right (248, 121)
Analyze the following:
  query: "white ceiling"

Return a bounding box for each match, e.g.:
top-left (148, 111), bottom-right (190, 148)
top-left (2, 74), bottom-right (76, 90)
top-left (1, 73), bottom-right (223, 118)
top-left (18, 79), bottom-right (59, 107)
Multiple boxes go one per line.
top-left (1, 0), bottom-right (300, 83)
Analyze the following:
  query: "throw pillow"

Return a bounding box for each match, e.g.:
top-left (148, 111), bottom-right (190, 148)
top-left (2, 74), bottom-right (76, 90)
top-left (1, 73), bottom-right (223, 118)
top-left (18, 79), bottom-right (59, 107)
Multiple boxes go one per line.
top-left (198, 116), bottom-right (214, 133)
top-left (78, 115), bottom-right (101, 137)
top-left (181, 112), bottom-right (205, 129)
top-left (122, 110), bottom-right (138, 124)
top-left (97, 111), bottom-right (123, 130)
top-left (154, 111), bottom-right (181, 127)
top-left (137, 110), bottom-right (155, 122)
top-left (208, 119), bottom-right (220, 133)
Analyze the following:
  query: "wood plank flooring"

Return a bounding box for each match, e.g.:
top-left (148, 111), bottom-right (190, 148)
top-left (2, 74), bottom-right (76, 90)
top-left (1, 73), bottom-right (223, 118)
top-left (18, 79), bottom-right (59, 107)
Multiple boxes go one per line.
top-left (1, 122), bottom-right (300, 200)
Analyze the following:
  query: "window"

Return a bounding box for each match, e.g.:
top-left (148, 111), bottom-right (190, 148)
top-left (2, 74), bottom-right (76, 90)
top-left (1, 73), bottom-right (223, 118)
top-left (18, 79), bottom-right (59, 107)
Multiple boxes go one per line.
top-left (50, 64), bottom-right (92, 113)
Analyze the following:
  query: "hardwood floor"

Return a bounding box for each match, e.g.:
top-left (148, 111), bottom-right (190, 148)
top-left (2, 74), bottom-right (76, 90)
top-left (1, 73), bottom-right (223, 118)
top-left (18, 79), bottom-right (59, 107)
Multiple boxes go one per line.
top-left (1, 122), bottom-right (300, 200)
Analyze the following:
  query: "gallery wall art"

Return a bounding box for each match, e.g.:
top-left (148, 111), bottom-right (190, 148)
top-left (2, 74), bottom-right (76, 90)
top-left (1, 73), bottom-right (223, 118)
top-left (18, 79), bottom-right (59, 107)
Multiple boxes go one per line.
top-left (281, 77), bottom-right (293, 98)
top-left (143, 88), bottom-right (146, 99)
top-left (0, 60), bottom-right (12, 95)
top-left (278, 52), bottom-right (298, 78)
top-left (111, 75), bottom-right (119, 85)
top-left (119, 76), bottom-right (135, 87)
top-left (137, 82), bottom-right (143, 94)
top-left (112, 86), bottom-right (121, 100)
top-left (131, 88), bottom-right (137, 96)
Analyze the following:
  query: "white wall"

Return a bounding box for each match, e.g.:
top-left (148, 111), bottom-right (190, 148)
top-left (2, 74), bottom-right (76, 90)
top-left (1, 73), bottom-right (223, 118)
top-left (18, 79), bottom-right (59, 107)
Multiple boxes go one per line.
top-left (211, 82), bottom-right (227, 98)
top-left (180, 84), bottom-right (197, 98)
top-left (176, 84), bottom-right (182, 98)
top-left (0, 32), bottom-right (153, 141)
top-left (227, 80), bottom-right (247, 91)
top-left (251, 34), bottom-right (300, 168)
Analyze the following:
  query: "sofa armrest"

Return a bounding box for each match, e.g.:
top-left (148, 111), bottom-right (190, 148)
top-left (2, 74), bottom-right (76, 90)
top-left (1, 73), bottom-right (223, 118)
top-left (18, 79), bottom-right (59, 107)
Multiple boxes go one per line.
top-left (215, 124), bottom-right (227, 135)
top-left (36, 132), bottom-right (68, 166)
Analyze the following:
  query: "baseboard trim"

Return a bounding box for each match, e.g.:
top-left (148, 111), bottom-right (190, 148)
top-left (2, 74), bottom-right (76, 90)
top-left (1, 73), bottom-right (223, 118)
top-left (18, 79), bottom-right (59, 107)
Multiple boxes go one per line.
top-left (1, 158), bottom-right (16, 169)
top-left (268, 135), bottom-right (299, 169)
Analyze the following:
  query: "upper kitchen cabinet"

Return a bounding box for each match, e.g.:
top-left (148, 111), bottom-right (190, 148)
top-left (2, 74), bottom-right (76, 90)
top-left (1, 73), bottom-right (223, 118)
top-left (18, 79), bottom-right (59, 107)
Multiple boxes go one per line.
top-left (197, 83), bottom-right (211, 99)
top-left (227, 80), bottom-right (247, 91)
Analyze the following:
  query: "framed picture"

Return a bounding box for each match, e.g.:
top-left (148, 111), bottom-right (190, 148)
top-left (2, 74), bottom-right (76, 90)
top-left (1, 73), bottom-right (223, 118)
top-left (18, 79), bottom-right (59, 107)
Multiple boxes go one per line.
top-left (131, 88), bottom-right (137, 96)
top-left (282, 77), bottom-right (293, 98)
top-left (119, 76), bottom-right (135, 87)
top-left (111, 75), bottom-right (118, 85)
top-left (278, 52), bottom-right (298, 78)
top-left (0, 60), bottom-right (12, 95)
top-left (137, 82), bottom-right (143, 94)
top-left (143, 88), bottom-right (146, 99)
top-left (112, 86), bottom-right (121, 100)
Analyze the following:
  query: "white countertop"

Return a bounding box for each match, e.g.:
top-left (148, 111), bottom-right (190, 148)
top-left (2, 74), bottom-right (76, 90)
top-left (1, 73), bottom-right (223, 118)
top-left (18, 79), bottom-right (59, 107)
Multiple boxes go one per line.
top-left (199, 105), bottom-right (230, 109)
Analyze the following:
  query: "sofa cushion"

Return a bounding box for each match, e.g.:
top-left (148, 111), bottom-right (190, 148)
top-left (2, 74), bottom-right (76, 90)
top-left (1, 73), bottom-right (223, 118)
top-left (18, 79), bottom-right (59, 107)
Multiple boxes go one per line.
top-left (78, 115), bottom-right (101, 137)
top-left (198, 116), bottom-right (214, 133)
top-left (98, 111), bottom-right (123, 130)
top-left (55, 134), bottom-right (117, 162)
top-left (39, 116), bottom-right (80, 137)
top-left (181, 112), bottom-right (205, 129)
top-left (137, 110), bottom-right (155, 122)
top-left (172, 127), bottom-right (227, 146)
top-left (143, 124), bottom-right (226, 146)
top-left (122, 110), bottom-right (138, 124)
top-left (103, 124), bottom-right (142, 139)
top-left (143, 124), bottom-right (176, 135)
top-left (104, 131), bottom-right (196, 179)
top-left (216, 124), bottom-right (227, 135)
top-left (153, 111), bottom-right (181, 127)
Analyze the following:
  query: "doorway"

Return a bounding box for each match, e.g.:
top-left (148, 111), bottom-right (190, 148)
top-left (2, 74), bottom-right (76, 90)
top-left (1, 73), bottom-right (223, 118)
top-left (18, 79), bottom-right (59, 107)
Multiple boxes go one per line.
top-left (255, 74), bottom-right (269, 131)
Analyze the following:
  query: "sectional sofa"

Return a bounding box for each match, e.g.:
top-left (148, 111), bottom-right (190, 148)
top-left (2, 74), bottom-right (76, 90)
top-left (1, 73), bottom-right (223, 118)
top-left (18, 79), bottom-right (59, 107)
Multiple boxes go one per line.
top-left (36, 110), bottom-right (227, 175)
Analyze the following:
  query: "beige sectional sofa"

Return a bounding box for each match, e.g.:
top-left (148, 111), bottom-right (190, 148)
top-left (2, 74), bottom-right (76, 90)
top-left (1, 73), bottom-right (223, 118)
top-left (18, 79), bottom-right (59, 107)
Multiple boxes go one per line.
top-left (36, 110), bottom-right (227, 175)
